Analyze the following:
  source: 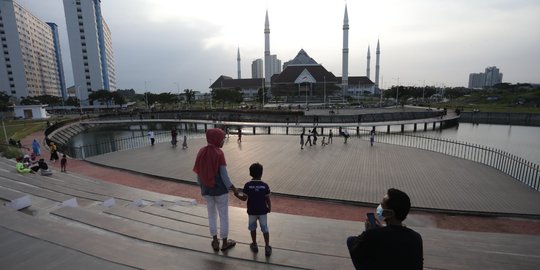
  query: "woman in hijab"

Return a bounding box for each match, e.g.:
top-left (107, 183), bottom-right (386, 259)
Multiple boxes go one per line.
top-left (32, 139), bottom-right (41, 156)
top-left (193, 128), bottom-right (240, 252)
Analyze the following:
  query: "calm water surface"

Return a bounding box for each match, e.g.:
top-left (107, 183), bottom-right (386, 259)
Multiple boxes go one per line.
top-left (423, 123), bottom-right (540, 164)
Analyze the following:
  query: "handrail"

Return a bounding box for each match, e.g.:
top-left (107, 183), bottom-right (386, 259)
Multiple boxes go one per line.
top-left (62, 121), bottom-right (538, 191)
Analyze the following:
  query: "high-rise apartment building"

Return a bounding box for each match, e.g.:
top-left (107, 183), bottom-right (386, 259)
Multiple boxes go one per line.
top-left (0, 0), bottom-right (66, 100)
top-left (484, 66), bottom-right (503, 87)
top-left (63, 0), bottom-right (116, 105)
top-left (252, 58), bottom-right (263, 78)
top-left (269, 54), bottom-right (281, 75)
top-left (468, 66), bottom-right (503, 89)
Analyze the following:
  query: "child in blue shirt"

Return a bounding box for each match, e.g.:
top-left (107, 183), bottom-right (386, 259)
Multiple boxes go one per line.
top-left (235, 162), bottom-right (272, 256)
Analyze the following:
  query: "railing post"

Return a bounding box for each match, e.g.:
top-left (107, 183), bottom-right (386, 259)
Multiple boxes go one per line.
top-left (286, 126), bottom-right (289, 135)
top-left (534, 164), bottom-right (540, 190)
top-left (268, 126), bottom-right (271, 134)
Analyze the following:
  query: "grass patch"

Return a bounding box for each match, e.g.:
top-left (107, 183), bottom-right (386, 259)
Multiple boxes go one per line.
top-left (0, 119), bottom-right (47, 158)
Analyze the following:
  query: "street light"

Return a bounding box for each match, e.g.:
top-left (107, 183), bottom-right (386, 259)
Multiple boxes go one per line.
top-left (76, 86), bottom-right (83, 116)
top-left (144, 81), bottom-right (150, 110)
top-left (323, 76), bottom-right (326, 108)
top-left (393, 77), bottom-right (400, 107)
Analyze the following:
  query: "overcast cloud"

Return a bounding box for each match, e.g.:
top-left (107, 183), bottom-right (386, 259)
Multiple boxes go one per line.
top-left (16, 0), bottom-right (540, 93)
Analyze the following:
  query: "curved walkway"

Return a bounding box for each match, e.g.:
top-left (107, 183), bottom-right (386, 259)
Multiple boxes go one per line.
top-left (85, 134), bottom-right (540, 216)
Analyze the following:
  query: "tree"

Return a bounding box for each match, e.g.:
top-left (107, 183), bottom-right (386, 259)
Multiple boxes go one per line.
top-left (20, 96), bottom-right (40, 105)
top-left (184, 89), bottom-right (195, 106)
top-left (156, 92), bottom-right (178, 105)
top-left (212, 88), bottom-right (243, 107)
top-left (88, 90), bottom-right (111, 106)
top-left (116, 89), bottom-right (136, 101)
top-left (34, 95), bottom-right (62, 109)
top-left (110, 91), bottom-right (126, 106)
top-left (0, 92), bottom-right (12, 111)
top-left (65, 96), bottom-right (80, 107)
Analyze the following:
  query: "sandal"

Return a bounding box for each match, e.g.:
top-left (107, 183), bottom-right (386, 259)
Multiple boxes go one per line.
top-left (265, 246), bottom-right (272, 257)
top-left (220, 239), bottom-right (236, 251)
top-left (250, 243), bottom-right (259, 253)
top-left (211, 239), bottom-right (220, 251)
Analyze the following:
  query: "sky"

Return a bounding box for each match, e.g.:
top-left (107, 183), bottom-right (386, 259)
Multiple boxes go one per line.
top-left (15, 0), bottom-right (540, 93)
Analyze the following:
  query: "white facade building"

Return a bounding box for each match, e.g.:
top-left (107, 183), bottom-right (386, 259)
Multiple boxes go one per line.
top-left (63, 0), bottom-right (116, 105)
top-left (0, 0), bottom-right (66, 100)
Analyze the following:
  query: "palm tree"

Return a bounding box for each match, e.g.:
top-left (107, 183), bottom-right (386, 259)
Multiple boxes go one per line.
top-left (184, 89), bottom-right (195, 108)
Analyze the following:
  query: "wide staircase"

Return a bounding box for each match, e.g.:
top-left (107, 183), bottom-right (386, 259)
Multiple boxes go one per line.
top-left (0, 157), bottom-right (539, 269)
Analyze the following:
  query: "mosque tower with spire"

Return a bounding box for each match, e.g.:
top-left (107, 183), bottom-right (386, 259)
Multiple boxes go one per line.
top-left (375, 39), bottom-right (381, 90)
top-left (366, 46), bottom-right (371, 79)
top-left (264, 10), bottom-right (271, 95)
top-left (341, 5), bottom-right (349, 96)
top-left (237, 47), bottom-right (241, 79)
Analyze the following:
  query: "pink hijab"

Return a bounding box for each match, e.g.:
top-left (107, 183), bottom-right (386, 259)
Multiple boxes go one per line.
top-left (193, 128), bottom-right (226, 188)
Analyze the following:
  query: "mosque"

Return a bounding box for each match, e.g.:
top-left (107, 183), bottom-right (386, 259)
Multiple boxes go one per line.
top-left (210, 5), bottom-right (381, 103)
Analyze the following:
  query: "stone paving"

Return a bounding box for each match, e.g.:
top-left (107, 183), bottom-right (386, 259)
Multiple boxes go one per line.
top-left (87, 134), bottom-right (540, 216)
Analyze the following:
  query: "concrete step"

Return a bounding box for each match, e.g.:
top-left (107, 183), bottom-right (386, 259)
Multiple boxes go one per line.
top-left (51, 205), bottom-right (351, 269)
top-left (0, 206), bottom-right (285, 270)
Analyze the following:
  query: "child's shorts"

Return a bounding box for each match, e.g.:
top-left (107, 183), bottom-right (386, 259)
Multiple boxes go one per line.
top-left (248, 214), bottom-right (269, 233)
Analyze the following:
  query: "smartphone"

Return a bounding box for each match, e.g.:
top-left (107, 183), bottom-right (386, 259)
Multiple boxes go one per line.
top-left (366, 212), bottom-right (378, 227)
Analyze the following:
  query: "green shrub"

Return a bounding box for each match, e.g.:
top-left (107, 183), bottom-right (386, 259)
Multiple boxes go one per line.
top-left (0, 144), bottom-right (24, 159)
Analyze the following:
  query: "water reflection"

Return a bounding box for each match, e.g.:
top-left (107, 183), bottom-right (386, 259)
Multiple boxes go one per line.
top-left (424, 123), bottom-right (540, 164)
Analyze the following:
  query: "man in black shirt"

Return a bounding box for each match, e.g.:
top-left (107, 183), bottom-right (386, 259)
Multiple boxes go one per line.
top-left (347, 188), bottom-right (423, 270)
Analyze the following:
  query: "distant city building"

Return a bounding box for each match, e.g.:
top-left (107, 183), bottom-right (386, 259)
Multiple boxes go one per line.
top-left (63, 0), bottom-right (117, 105)
top-left (468, 73), bottom-right (485, 89)
top-left (269, 54), bottom-right (281, 75)
top-left (251, 58), bottom-right (263, 78)
top-left (468, 66), bottom-right (503, 89)
top-left (484, 66), bottom-right (503, 87)
top-left (0, 0), bottom-right (66, 100)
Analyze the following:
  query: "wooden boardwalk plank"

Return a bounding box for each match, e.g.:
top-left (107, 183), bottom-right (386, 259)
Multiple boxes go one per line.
top-left (87, 135), bottom-right (540, 215)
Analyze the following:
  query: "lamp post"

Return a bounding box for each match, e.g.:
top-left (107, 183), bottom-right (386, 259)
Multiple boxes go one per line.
top-left (323, 76), bottom-right (326, 108)
top-left (76, 86), bottom-right (83, 116)
top-left (144, 81), bottom-right (150, 110)
top-left (393, 77), bottom-right (400, 107)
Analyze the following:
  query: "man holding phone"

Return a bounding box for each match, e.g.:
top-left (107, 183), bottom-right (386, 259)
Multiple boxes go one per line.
top-left (346, 188), bottom-right (423, 270)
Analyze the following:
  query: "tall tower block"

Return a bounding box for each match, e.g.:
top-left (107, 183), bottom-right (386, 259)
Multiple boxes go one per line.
top-left (341, 5), bottom-right (349, 96)
top-left (64, 0), bottom-right (117, 105)
top-left (366, 46), bottom-right (371, 79)
top-left (375, 39), bottom-right (380, 90)
top-left (264, 10), bottom-right (271, 95)
top-left (237, 47), bottom-right (241, 79)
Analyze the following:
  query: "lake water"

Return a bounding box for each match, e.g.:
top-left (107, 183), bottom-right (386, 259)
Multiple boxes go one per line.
top-left (423, 123), bottom-right (540, 164)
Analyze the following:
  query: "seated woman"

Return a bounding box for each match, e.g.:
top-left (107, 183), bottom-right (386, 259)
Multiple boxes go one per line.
top-left (23, 154), bottom-right (40, 172)
top-left (38, 159), bottom-right (53, 176)
top-left (16, 157), bottom-right (33, 174)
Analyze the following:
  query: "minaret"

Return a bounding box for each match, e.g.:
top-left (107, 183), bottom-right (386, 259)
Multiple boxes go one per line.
top-left (375, 39), bottom-right (380, 90)
top-left (264, 10), bottom-right (271, 95)
top-left (237, 47), bottom-right (241, 79)
top-left (341, 5), bottom-right (349, 97)
top-left (366, 45), bottom-right (371, 79)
